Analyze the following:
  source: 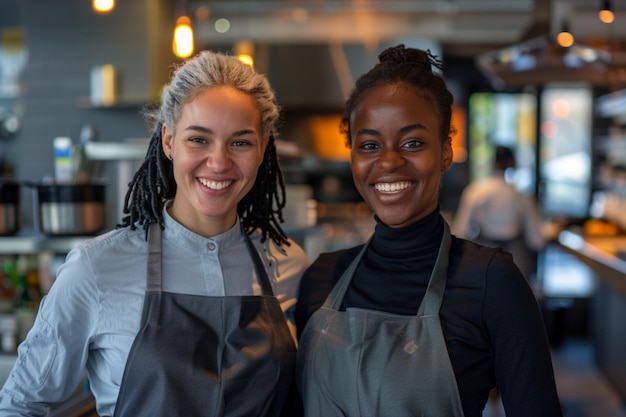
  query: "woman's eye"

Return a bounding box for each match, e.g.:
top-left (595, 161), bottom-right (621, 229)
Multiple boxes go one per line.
top-left (189, 136), bottom-right (206, 144)
top-left (403, 139), bottom-right (422, 149)
top-left (232, 139), bottom-right (251, 147)
top-left (360, 142), bottom-right (379, 151)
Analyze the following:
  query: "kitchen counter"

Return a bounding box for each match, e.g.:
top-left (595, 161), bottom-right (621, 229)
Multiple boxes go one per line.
top-left (557, 228), bottom-right (626, 294)
top-left (556, 227), bottom-right (626, 400)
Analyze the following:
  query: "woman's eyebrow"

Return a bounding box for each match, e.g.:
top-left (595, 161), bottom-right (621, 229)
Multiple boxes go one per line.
top-left (184, 125), bottom-right (257, 137)
top-left (355, 127), bottom-right (380, 137)
top-left (398, 123), bottom-right (428, 134)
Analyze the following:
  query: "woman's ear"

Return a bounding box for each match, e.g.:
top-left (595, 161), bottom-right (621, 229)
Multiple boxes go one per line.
top-left (162, 123), bottom-right (173, 158)
top-left (442, 138), bottom-right (453, 172)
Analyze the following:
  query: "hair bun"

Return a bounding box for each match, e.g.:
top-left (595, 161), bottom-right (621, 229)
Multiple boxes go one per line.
top-left (378, 44), bottom-right (443, 72)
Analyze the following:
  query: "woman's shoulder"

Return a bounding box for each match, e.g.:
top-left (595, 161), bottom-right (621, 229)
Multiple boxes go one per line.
top-left (449, 235), bottom-right (521, 280)
top-left (77, 227), bottom-right (147, 251)
top-left (448, 235), bottom-right (532, 313)
top-left (50, 227), bottom-right (148, 304)
top-left (58, 226), bottom-right (148, 287)
top-left (73, 225), bottom-right (147, 257)
top-left (450, 235), bottom-right (515, 262)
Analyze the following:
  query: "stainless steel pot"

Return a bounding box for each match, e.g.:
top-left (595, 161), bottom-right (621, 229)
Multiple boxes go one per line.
top-left (0, 180), bottom-right (21, 236)
top-left (33, 183), bottom-right (106, 236)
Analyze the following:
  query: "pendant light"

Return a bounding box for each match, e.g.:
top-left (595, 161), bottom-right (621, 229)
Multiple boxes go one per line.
top-left (557, 20), bottom-right (574, 48)
top-left (173, 15), bottom-right (194, 59)
top-left (235, 40), bottom-right (254, 68)
top-left (92, 0), bottom-right (115, 14)
top-left (598, 0), bottom-right (615, 24)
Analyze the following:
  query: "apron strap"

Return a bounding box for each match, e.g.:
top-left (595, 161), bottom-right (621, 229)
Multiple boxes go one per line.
top-left (322, 239), bottom-right (371, 309)
top-left (241, 225), bottom-right (275, 297)
top-left (417, 221), bottom-right (451, 316)
top-left (147, 224), bottom-right (162, 292)
top-left (146, 222), bottom-right (274, 297)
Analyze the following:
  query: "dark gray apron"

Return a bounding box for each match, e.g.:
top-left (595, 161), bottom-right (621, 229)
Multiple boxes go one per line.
top-left (297, 223), bottom-right (465, 417)
top-left (113, 224), bottom-right (296, 417)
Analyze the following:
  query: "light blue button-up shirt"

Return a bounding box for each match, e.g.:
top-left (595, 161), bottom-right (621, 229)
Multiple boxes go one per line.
top-left (0, 207), bottom-right (309, 417)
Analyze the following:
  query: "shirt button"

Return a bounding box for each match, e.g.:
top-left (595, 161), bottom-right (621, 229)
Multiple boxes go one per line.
top-left (207, 242), bottom-right (216, 251)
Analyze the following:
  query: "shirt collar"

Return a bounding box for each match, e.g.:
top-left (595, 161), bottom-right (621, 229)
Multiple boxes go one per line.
top-left (161, 202), bottom-right (245, 253)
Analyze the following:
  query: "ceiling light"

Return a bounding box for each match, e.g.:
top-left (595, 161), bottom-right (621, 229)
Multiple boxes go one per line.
top-left (235, 40), bottom-right (254, 67)
top-left (556, 20), bottom-right (574, 48)
top-left (92, 0), bottom-right (115, 14)
top-left (214, 18), bottom-right (231, 34)
top-left (173, 16), bottom-right (194, 59)
top-left (599, 0), bottom-right (615, 24)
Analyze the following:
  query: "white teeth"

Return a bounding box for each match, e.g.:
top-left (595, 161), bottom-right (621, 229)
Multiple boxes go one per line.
top-left (199, 178), bottom-right (232, 190)
top-left (374, 181), bottom-right (411, 193)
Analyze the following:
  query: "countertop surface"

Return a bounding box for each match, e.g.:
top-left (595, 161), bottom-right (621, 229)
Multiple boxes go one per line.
top-left (557, 228), bottom-right (626, 293)
top-left (0, 231), bottom-right (93, 255)
top-left (559, 229), bottom-right (626, 269)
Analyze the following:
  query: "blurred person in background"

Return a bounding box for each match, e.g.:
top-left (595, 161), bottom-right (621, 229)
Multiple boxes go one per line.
top-left (452, 145), bottom-right (546, 281)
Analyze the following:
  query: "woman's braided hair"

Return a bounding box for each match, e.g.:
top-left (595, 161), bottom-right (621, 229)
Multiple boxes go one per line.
top-left (118, 50), bottom-right (289, 246)
top-left (340, 44), bottom-right (455, 146)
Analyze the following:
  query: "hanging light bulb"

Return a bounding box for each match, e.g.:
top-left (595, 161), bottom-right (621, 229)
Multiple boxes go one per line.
top-left (237, 54), bottom-right (254, 67)
top-left (235, 40), bottom-right (255, 68)
top-left (173, 16), bottom-right (194, 59)
top-left (598, 0), bottom-right (615, 24)
top-left (557, 20), bottom-right (574, 48)
top-left (92, 0), bottom-right (115, 14)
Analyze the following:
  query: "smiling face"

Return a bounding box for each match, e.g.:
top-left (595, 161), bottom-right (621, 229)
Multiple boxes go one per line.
top-left (162, 86), bottom-right (266, 236)
top-left (349, 82), bottom-right (452, 228)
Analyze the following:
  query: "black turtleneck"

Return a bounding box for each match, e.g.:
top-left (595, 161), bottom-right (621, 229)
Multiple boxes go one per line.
top-left (342, 210), bottom-right (443, 314)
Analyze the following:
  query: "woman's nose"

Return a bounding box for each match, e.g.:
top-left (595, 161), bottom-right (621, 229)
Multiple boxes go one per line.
top-left (206, 146), bottom-right (232, 172)
top-left (375, 148), bottom-right (405, 170)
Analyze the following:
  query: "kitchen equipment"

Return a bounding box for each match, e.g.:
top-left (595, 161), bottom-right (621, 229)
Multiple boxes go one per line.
top-left (0, 180), bottom-right (20, 236)
top-left (31, 183), bottom-right (106, 236)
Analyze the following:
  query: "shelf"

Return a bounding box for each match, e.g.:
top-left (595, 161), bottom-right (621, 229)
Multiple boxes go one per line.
top-left (0, 232), bottom-right (90, 255)
top-left (76, 97), bottom-right (153, 109)
top-left (84, 141), bottom-right (148, 161)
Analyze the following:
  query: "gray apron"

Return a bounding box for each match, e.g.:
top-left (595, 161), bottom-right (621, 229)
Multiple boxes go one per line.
top-left (114, 224), bottom-right (296, 417)
top-left (297, 223), bottom-right (465, 417)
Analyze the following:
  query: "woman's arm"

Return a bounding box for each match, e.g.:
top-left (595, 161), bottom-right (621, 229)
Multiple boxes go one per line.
top-left (484, 252), bottom-right (563, 417)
